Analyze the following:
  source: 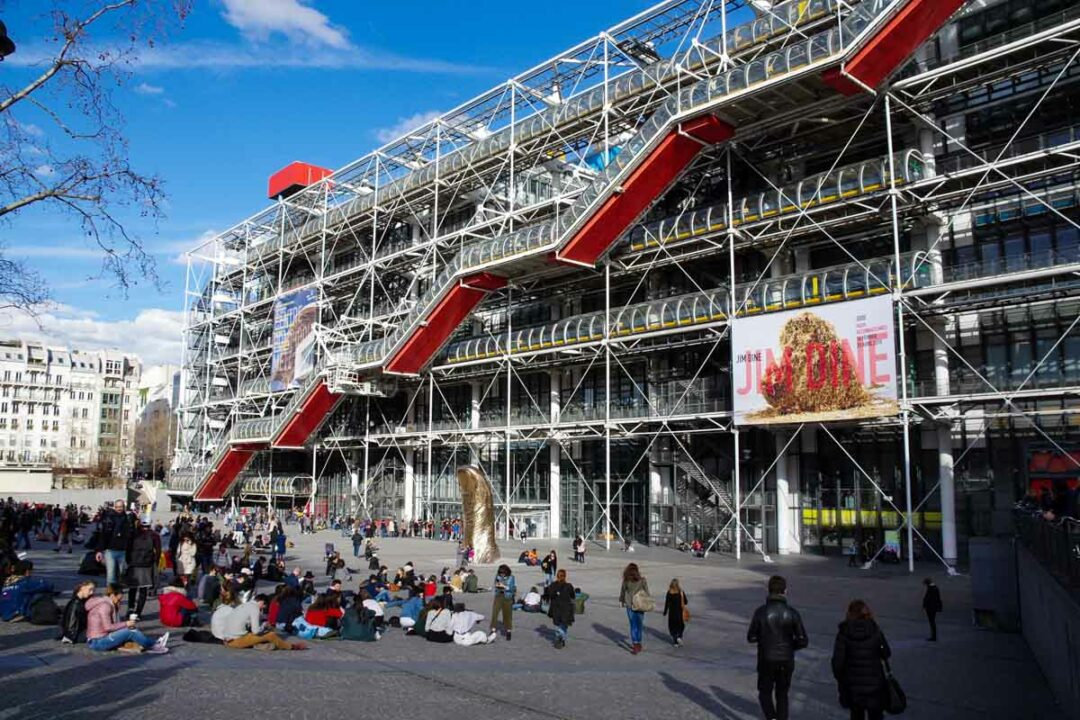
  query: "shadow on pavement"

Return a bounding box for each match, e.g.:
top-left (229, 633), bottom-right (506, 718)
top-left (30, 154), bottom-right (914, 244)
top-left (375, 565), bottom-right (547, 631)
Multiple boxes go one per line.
top-left (659, 672), bottom-right (741, 718)
top-left (0, 656), bottom-right (184, 719)
top-left (591, 622), bottom-right (629, 651)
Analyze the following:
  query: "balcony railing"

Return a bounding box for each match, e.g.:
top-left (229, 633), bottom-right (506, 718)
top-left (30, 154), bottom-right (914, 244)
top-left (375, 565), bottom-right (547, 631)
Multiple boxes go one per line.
top-left (1016, 508), bottom-right (1080, 600)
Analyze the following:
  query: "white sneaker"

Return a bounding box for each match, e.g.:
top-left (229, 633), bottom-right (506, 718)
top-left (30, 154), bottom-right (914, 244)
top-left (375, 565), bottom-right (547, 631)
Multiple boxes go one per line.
top-left (60, 637), bottom-right (73, 645)
top-left (147, 644), bottom-right (169, 655)
top-left (155, 632), bottom-right (170, 649)
top-left (487, 630), bottom-right (498, 643)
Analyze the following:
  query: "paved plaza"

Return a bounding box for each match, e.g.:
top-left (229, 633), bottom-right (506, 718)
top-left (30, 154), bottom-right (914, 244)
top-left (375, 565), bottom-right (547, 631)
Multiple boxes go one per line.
top-left (0, 524), bottom-right (1063, 720)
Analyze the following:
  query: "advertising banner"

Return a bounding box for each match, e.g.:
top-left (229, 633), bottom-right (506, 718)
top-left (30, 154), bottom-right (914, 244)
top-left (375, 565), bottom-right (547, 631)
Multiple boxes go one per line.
top-left (731, 295), bottom-right (898, 425)
top-left (270, 287), bottom-right (319, 392)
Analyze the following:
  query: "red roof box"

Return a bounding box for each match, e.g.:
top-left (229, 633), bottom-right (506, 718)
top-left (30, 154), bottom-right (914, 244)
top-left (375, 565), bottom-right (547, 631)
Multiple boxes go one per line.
top-left (268, 161), bottom-right (333, 200)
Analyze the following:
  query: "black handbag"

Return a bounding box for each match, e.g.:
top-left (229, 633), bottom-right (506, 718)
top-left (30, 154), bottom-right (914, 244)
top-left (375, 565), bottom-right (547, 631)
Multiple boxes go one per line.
top-left (882, 658), bottom-right (907, 715)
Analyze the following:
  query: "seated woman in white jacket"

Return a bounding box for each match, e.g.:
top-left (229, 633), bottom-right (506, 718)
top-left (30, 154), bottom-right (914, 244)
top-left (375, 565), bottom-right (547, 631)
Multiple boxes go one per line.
top-left (424, 600), bottom-right (497, 646)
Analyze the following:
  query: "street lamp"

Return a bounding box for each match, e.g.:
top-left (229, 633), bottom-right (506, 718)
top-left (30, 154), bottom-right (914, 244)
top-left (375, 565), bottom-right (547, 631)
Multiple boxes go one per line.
top-left (0, 21), bottom-right (15, 60)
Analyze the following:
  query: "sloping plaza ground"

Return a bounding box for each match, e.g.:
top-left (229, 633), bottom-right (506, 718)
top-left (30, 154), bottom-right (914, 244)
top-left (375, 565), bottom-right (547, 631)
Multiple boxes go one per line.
top-left (0, 523), bottom-right (1064, 720)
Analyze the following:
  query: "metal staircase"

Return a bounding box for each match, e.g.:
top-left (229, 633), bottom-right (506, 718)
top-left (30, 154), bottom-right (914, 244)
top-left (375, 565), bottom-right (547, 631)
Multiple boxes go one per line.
top-left (674, 459), bottom-right (735, 552)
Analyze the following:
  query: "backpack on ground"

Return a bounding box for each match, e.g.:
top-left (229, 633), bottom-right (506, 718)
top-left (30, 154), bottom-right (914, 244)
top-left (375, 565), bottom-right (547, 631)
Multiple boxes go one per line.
top-left (29, 595), bottom-right (60, 625)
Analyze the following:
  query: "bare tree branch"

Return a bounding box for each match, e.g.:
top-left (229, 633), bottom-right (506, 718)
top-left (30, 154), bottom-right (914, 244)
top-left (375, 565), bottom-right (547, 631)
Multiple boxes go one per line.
top-left (0, 0), bottom-right (191, 311)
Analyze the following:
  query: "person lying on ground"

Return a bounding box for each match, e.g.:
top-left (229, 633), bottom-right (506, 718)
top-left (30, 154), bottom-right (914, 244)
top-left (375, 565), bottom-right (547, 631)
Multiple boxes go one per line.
top-left (0, 560), bottom-right (55, 621)
top-left (397, 587), bottom-right (423, 631)
top-left (159, 578), bottom-right (201, 628)
top-left (450, 608), bottom-right (497, 646)
top-left (85, 584), bottom-right (169, 654)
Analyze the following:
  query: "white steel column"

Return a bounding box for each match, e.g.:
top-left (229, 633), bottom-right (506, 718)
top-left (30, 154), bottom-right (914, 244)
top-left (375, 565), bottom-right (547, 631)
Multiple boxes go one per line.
top-left (886, 94), bottom-right (916, 573)
top-left (775, 431), bottom-right (801, 555)
top-left (549, 370), bottom-right (561, 539)
top-left (604, 260), bottom-right (612, 551)
top-left (403, 449), bottom-right (415, 523)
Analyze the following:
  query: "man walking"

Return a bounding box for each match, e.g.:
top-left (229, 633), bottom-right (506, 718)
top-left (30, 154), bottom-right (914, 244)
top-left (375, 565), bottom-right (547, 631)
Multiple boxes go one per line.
top-left (96, 499), bottom-right (135, 587)
top-left (923, 577), bottom-right (943, 641)
top-left (747, 575), bottom-right (808, 720)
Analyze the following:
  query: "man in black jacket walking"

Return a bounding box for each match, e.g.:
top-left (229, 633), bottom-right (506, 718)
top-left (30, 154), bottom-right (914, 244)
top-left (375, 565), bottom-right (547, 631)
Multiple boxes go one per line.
top-left (95, 499), bottom-right (135, 587)
top-left (922, 578), bottom-right (942, 641)
top-left (747, 575), bottom-right (809, 720)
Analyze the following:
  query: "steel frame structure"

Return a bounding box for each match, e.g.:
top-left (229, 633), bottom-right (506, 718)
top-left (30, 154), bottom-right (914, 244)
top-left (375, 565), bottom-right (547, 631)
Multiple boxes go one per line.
top-left (172, 0), bottom-right (1080, 567)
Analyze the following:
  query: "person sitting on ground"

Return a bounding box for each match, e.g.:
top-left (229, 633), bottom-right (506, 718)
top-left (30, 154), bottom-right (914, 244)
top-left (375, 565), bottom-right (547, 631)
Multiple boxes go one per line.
top-left (85, 584), bottom-right (169, 654)
top-left (325, 551), bottom-right (341, 578)
top-left (340, 602), bottom-right (381, 642)
top-left (356, 588), bottom-right (386, 628)
top-left (517, 550), bottom-right (529, 565)
top-left (327, 579), bottom-right (349, 610)
top-left (397, 587), bottom-right (423, 631)
top-left (463, 568), bottom-right (480, 594)
top-left (411, 597), bottom-right (441, 638)
top-left (284, 566), bottom-right (301, 590)
top-left (58, 580), bottom-right (95, 644)
top-left (272, 584), bottom-right (304, 633)
top-left (160, 577), bottom-right (201, 628)
top-left (300, 571), bottom-right (316, 598)
top-left (0, 560), bottom-right (55, 621)
top-left (574, 587), bottom-right (590, 616)
top-left (303, 592), bottom-right (344, 632)
top-left (449, 568), bottom-right (464, 593)
top-left (423, 575), bottom-right (438, 601)
top-left (392, 567), bottom-right (407, 589)
top-left (265, 558), bottom-right (286, 582)
top-left (516, 586), bottom-right (543, 613)
top-left (424, 597), bottom-right (454, 643)
top-left (197, 565), bottom-right (222, 609)
top-left (450, 607), bottom-right (497, 646)
top-left (441, 585), bottom-right (457, 611)
top-left (363, 574), bottom-right (391, 602)
top-left (376, 565), bottom-right (389, 585)
top-left (214, 592), bottom-right (305, 650)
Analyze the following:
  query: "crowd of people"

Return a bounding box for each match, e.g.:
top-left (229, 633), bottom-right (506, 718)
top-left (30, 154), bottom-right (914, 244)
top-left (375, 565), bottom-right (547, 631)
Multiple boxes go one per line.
top-left (0, 496), bottom-right (948, 718)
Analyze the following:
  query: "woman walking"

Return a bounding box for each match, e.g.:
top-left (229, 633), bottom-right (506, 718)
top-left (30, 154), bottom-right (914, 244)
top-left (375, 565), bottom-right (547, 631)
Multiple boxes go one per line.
top-left (662, 578), bottom-right (688, 646)
top-left (618, 562), bottom-right (652, 655)
top-left (546, 568), bottom-right (575, 649)
top-left (177, 533), bottom-right (197, 585)
top-left (831, 599), bottom-right (892, 720)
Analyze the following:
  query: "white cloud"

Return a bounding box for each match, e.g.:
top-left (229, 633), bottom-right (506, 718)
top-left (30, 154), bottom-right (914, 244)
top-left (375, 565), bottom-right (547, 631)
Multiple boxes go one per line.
top-left (5, 244), bottom-right (103, 260)
top-left (220, 0), bottom-right (350, 49)
top-left (0, 304), bottom-right (184, 367)
top-left (32, 164), bottom-right (55, 179)
top-left (7, 41), bottom-right (494, 76)
top-left (162, 98), bottom-right (178, 109)
top-left (18, 121), bottom-right (44, 138)
top-left (134, 82), bottom-right (165, 95)
top-left (375, 110), bottom-right (443, 143)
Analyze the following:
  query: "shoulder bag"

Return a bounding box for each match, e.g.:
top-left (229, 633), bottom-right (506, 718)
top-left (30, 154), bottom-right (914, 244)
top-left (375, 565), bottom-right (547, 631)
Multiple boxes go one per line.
top-left (630, 587), bottom-right (655, 612)
top-left (881, 658), bottom-right (907, 715)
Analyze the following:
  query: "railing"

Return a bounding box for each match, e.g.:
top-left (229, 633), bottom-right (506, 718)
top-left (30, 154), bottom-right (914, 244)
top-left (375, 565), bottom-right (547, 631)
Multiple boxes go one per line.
top-left (1016, 508), bottom-right (1080, 599)
top-left (342, 1), bottom-right (895, 371)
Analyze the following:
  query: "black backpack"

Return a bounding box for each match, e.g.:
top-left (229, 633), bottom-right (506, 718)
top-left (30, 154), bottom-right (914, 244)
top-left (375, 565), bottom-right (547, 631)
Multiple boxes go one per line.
top-left (29, 595), bottom-right (60, 625)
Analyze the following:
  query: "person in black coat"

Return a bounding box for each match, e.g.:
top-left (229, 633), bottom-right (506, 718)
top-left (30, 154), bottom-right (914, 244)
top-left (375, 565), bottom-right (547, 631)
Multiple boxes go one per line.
top-left (545, 568), bottom-right (575, 649)
top-left (831, 599), bottom-right (892, 720)
top-left (58, 580), bottom-right (95, 643)
top-left (662, 578), bottom-right (687, 646)
top-left (747, 575), bottom-right (808, 720)
top-left (922, 578), bottom-right (942, 641)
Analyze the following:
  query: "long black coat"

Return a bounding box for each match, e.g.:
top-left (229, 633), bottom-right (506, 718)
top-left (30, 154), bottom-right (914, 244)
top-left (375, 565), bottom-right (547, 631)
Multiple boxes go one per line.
top-left (663, 590), bottom-right (687, 636)
top-left (546, 580), bottom-right (575, 627)
top-left (831, 618), bottom-right (891, 710)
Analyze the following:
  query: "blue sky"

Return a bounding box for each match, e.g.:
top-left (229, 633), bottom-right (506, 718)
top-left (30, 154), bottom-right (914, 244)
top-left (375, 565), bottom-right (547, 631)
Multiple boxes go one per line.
top-left (0, 0), bottom-right (660, 365)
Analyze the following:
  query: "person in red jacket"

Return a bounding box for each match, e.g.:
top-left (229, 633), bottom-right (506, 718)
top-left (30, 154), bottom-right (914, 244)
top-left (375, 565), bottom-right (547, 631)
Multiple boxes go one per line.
top-left (158, 578), bottom-right (200, 627)
top-left (304, 593), bottom-right (344, 630)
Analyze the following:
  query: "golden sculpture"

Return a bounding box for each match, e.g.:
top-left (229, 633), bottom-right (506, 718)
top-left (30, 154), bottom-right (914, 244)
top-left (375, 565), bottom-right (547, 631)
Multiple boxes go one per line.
top-left (456, 465), bottom-right (500, 564)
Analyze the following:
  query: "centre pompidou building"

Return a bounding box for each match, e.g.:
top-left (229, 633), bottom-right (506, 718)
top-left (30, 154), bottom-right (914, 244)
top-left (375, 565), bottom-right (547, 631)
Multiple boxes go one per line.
top-left (171, 0), bottom-right (1080, 568)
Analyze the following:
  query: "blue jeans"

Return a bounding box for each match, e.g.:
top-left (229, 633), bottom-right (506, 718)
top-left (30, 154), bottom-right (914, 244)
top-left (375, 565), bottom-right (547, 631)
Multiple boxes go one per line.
top-left (88, 628), bottom-right (155, 652)
top-left (555, 624), bottom-right (568, 641)
top-left (626, 608), bottom-right (644, 644)
top-left (103, 549), bottom-right (127, 587)
top-left (374, 590), bottom-right (392, 602)
top-left (16, 531), bottom-right (31, 550)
